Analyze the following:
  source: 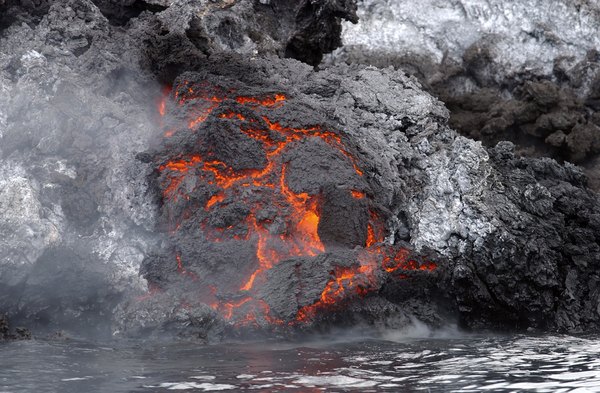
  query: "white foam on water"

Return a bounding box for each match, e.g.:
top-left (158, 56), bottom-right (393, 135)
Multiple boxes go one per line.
top-left (423, 374), bottom-right (462, 382)
top-left (293, 375), bottom-right (379, 388)
top-left (368, 360), bottom-right (393, 365)
top-left (504, 381), bottom-right (574, 390)
top-left (393, 362), bottom-right (424, 369)
top-left (370, 376), bottom-right (395, 381)
top-left (248, 384), bottom-right (275, 389)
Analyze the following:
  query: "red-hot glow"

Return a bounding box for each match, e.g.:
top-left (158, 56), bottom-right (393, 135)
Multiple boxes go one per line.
top-left (205, 193), bottom-right (225, 210)
top-left (296, 245), bottom-right (438, 322)
top-left (235, 93), bottom-right (286, 107)
top-left (351, 190), bottom-right (365, 199)
top-left (175, 254), bottom-right (198, 280)
top-left (366, 224), bottom-right (376, 247)
top-left (135, 283), bottom-right (162, 302)
top-left (155, 82), bottom-right (437, 326)
top-left (158, 86), bottom-right (172, 117)
top-left (365, 211), bottom-right (385, 247)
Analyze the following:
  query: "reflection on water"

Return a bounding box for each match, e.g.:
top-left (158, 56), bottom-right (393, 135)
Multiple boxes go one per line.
top-left (1, 328), bottom-right (600, 392)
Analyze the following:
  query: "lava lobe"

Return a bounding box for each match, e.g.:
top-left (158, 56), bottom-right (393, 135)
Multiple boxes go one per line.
top-left (140, 72), bottom-right (441, 333)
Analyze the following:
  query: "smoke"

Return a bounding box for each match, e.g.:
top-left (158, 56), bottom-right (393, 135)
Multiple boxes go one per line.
top-left (258, 318), bottom-right (464, 350)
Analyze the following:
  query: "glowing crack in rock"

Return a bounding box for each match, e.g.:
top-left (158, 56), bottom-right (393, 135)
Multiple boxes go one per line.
top-left (150, 81), bottom-right (438, 327)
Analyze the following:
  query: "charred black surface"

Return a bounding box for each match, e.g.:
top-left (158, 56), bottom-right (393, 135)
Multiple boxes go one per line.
top-left (0, 0), bottom-right (51, 30)
top-left (0, 314), bottom-right (31, 341)
top-left (318, 184), bottom-right (369, 249)
top-left (0, 314), bottom-right (9, 340)
top-left (439, 49), bottom-right (600, 187)
top-left (284, 0), bottom-right (358, 65)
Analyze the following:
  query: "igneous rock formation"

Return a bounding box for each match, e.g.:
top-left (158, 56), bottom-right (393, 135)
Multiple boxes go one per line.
top-left (0, 0), bottom-right (599, 340)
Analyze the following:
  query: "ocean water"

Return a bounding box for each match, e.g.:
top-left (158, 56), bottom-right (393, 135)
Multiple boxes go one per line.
top-left (1, 328), bottom-right (600, 392)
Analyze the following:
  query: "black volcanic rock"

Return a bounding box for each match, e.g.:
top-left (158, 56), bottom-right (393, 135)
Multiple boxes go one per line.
top-left (0, 314), bottom-right (31, 340)
top-left (142, 0), bottom-right (358, 69)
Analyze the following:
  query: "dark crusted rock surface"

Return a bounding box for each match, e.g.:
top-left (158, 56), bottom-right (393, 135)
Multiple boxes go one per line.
top-left (151, 0), bottom-right (358, 68)
top-left (0, 0), bottom-right (599, 339)
top-left (331, 0), bottom-right (600, 191)
top-left (125, 54), bottom-right (600, 335)
top-left (454, 142), bottom-right (600, 331)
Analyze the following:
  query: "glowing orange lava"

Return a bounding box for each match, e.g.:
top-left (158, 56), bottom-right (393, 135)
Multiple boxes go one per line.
top-left (295, 244), bottom-right (438, 322)
top-left (158, 86), bottom-right (172, 117)
top-left (351, 190), bottom-right (366, 199)
top-left (154, 82), bottom-right (437, 326)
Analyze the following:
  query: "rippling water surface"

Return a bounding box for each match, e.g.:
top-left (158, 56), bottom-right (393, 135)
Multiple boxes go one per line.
top-left (1, 329), bottom-right (600, 392)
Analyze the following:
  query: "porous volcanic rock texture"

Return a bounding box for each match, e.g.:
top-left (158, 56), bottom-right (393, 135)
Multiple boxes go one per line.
top-left (330, 0), bottom-right (600, 191)
top-left (0, 0), bottom-right (599, 340)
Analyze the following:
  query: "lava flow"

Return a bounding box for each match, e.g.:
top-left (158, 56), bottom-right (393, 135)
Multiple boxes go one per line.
top-left (295, 241), bottom-right (438, 323)
top-left (151, 80), bottom-right (437, 327)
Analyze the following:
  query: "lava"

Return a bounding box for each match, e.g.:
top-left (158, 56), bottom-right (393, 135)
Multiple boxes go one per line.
top-left (295, 245), bottom-right (438, 322)
top-left (157, 86), bottom-right (172, 117)
top-left (351, 190), bottom-right (366, 199)
top-left (176, 254), bottom-right (198, 280)
top-left (154, 81), bottom-right (437, 327)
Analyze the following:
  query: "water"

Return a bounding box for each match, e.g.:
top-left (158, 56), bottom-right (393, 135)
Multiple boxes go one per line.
top-left (1, 330), bottom-right (600, 392)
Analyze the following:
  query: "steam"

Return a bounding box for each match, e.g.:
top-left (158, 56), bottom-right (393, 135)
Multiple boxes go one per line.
top-left (380, 318), bottom-right (463, 341)
top-left (0, 6), bottom-right (166, 337)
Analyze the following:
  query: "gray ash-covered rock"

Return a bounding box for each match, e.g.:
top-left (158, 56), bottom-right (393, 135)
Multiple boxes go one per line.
top-left (330, 0), bottom-right (600, 191)
top-left (0, 0), bottom-right (164, 337)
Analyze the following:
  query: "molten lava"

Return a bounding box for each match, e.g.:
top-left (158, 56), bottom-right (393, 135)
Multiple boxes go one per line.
top-left (152, 81), bottom-right (438, 327)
